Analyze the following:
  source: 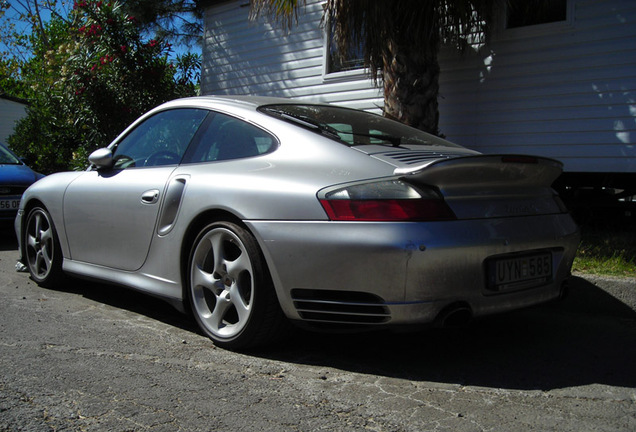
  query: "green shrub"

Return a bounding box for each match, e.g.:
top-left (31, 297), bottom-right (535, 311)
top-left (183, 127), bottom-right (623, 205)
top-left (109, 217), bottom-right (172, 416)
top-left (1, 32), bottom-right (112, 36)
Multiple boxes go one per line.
top-left (8, 0), bottom-right (199, 174)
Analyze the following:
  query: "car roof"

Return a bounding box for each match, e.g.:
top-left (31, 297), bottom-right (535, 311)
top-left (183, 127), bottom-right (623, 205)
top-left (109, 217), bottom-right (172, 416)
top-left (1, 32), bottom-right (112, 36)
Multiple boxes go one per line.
top-left (157, 95), bottom-right (330, 113)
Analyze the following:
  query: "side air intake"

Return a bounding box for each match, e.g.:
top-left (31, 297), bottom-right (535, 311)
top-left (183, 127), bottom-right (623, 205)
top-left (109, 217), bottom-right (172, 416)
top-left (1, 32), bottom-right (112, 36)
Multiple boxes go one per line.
top-left (291, 289), bottom-right (391, 324)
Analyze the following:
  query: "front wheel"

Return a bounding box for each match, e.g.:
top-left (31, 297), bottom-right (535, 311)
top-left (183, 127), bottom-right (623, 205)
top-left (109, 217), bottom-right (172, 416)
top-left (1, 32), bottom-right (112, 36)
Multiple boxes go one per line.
top-left (187, 221), bottom-right (287, 349)
top-left (24, 206), bottom-right (64, 287)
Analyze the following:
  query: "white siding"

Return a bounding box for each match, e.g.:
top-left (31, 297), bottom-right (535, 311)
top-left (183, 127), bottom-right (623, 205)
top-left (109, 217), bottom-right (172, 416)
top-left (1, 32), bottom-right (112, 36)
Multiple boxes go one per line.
top-left (201, 0), bottom-right (382, 110)
top-left (0, 97), bottom-right (27, 143)
top-left (202, 0), bottom-right (636, 173)
top-left (437, 0), bottom-right (636, 173)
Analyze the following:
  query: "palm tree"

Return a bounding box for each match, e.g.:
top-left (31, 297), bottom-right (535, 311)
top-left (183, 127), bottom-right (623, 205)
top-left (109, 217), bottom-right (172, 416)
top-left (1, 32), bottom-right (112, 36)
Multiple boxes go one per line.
top-left (250, 0), bottom-right (504, 136)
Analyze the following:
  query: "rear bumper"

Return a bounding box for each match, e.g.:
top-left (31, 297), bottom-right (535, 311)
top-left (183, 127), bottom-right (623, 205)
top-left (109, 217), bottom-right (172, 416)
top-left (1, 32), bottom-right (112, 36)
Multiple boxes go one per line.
top-left (247, 214), bottom-right (580, 326)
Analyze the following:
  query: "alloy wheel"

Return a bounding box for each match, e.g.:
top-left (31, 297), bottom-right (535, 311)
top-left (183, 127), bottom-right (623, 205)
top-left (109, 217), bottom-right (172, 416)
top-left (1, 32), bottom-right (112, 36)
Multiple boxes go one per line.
top-left (25, 208), bottom-right (56, 281)
top-left (190, 226), bottom-right (255, 340)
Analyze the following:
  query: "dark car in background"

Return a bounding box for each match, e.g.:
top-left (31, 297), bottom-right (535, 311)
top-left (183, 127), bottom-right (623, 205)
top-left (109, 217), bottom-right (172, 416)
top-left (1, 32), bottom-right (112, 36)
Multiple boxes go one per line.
top-left (0, 142), bottom-right (44, 223)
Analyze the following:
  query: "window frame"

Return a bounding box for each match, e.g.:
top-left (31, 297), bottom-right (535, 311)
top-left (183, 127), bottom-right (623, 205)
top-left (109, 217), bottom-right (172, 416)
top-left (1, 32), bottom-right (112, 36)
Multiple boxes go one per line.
top-left (181, 110), bottom-right (280, 165)
top-left (322, 16), bottom-right (367, 82)
top-left (499, 0), bottom-right (574, 39)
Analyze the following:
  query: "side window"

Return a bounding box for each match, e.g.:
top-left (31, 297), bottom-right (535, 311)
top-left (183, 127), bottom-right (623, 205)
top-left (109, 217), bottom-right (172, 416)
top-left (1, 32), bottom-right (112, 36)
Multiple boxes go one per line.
top-left (185, 113), bottom-right (277, 163)
top-left (506, 0), bottom-right (568, 29)
top-left (112, 108), bottom-right (208, 169)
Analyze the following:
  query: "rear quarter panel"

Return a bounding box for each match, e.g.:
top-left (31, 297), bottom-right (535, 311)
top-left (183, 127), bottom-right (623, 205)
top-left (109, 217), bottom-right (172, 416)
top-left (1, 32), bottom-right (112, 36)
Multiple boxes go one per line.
top-left (174, 123), bottom-right (398, 221)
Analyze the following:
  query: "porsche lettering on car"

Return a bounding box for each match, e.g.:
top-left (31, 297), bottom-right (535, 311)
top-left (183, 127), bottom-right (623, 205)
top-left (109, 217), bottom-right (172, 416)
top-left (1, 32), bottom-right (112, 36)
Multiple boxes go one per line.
top-left (15, 96), bottom-right (580, 349)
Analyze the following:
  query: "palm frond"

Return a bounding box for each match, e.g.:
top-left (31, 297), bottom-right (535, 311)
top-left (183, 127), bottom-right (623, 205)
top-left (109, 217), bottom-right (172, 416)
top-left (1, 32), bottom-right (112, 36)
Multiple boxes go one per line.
top-left (249, 0), bottom-right (305, 30)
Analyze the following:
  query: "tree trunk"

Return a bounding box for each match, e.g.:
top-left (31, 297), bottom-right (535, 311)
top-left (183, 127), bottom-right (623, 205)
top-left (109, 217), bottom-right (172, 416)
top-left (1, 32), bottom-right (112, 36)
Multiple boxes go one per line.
top-left (382, 36), bottom-right (441, 136)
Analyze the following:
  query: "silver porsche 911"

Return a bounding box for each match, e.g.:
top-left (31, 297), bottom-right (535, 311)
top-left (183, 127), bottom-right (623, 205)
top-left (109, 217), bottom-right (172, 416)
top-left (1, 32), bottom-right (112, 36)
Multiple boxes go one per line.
top-left (15, 96), bottom-right (580, 349)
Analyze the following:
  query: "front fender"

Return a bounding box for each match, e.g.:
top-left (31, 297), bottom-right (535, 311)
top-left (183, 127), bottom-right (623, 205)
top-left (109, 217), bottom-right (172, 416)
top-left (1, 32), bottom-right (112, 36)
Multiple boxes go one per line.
top-left (16, 172), bottom-right (85, 262)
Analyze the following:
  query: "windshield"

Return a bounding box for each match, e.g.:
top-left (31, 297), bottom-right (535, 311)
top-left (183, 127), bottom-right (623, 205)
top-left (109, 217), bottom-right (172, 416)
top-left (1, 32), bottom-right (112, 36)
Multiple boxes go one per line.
top-left (0, 143), bottom-right (22, 165)
top-left (259, 104), bottom-right (462, 148)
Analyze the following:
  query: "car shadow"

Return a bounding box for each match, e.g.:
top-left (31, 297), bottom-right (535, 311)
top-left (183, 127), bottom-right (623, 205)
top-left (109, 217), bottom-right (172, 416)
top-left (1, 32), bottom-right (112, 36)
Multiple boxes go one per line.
top-left (0, 226), bottom-right (18, 251)
top-left (19, 252), bottom-right (636, 392)
top-left (257, 277), bottom-right (636, 392)
top-left (53, 277), bottom-right (201, 335)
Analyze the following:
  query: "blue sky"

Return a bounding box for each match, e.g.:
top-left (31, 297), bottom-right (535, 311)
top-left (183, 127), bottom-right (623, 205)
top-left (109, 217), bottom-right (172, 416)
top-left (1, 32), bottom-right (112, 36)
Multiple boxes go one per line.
top-left (0, 1), bottom-right (201, 64)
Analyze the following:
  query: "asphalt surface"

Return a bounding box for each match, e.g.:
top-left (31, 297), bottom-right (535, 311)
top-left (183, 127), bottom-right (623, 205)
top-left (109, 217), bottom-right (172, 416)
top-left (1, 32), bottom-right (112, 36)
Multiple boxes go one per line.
top-left (1, 226), bottom-right (635, 431)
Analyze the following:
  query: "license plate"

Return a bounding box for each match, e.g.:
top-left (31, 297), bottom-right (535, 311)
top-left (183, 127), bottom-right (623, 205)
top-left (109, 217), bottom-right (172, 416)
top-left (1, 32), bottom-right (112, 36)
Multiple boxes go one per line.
top-left (488, 252), bottom-right (552, 291)
top-left (0, 198), bottom-right (21, 211)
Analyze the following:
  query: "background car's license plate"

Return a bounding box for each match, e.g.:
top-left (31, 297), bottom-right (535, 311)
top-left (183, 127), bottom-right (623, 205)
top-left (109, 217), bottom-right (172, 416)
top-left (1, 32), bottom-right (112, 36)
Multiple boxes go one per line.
top-left (0, 199), bottom-right (20, 210)
top-left (489, 252), bottom-right (552, 291)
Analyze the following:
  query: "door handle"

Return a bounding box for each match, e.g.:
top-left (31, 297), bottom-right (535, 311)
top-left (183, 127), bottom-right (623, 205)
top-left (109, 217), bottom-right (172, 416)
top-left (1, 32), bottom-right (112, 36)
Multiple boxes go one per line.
top-left (141, 189), bottom-right (160, 204)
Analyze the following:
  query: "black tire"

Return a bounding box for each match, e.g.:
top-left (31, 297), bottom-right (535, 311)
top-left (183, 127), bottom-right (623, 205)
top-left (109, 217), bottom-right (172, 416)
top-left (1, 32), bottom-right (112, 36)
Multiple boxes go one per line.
top-left (24, 206), bottom-right (64, 287)
top-left (187, 221), bottom-right (287, 349)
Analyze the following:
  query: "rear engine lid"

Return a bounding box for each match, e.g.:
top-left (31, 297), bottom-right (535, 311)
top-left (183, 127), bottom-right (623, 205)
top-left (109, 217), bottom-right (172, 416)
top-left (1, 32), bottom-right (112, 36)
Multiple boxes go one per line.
top-left (397, 154), bottom-right (567, 219)
top-left (354, 144), bottom-right (480, 170)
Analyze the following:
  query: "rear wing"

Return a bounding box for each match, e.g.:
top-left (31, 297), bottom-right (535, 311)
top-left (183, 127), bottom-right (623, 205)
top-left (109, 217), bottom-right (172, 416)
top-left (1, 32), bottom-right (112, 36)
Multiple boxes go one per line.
top-left (397, 155), bottom-right (563, 191)
top-left (397, 155), bottom-right (566, 219)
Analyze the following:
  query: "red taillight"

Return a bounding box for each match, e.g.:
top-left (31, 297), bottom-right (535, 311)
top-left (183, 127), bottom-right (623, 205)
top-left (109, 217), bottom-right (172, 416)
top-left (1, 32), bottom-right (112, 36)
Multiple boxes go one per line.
top-left (319, 179), bottom-right (456, 222)
top-left (320, 198), bottom-right (456, 221)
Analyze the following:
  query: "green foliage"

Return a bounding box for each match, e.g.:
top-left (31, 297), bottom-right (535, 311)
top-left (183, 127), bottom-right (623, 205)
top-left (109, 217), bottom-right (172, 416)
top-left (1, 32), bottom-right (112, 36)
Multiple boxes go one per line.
top-left (120, 0), bottom-right (202, 46)
top-left (6, 0), bottom-right (199, 174)
top-left (0, 57), bottom-right (30, 99)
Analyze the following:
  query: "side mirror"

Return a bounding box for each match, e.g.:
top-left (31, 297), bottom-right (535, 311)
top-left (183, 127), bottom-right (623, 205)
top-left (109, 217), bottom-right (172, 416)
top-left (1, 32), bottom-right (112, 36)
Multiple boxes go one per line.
top-left (88, 148), bottom-right (114, 170)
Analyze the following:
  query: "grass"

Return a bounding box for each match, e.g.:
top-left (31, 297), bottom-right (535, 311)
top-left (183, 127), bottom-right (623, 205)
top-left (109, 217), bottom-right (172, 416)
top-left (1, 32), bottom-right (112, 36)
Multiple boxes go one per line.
top-left (572, 219), bottom-right (636, 277)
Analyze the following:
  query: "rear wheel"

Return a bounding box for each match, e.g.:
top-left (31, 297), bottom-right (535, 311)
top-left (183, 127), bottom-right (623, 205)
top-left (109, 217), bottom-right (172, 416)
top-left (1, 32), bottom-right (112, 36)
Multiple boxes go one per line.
top-left (187, 221), bottom-right (286, 349)
top-left (24, 206), bottom-right (64, 287)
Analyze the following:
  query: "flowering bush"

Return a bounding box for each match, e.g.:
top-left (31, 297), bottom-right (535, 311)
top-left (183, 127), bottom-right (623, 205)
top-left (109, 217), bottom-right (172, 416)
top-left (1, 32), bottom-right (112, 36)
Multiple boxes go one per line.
top-left (9, 0), bottom-right (198, 173)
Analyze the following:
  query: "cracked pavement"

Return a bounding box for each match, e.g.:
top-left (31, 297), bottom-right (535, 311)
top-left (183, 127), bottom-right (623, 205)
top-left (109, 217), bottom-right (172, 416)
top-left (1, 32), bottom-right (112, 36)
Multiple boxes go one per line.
top-left (1, 228), bottom-right (635, 431)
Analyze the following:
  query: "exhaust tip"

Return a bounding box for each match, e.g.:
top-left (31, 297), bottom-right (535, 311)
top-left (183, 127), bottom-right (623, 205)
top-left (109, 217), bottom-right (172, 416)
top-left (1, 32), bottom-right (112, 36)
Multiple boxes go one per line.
top-left (559, 279), bottom-right (570, 301)
top-left (435, 303), bottom-right (473, 328)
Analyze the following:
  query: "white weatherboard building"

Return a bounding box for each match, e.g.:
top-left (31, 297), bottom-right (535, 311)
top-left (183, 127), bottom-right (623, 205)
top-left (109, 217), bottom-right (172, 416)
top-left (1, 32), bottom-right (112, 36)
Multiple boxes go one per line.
top-left (0, 95), bottom-right (27, 144)
top-left (200, 0), bottom-right (636, 194)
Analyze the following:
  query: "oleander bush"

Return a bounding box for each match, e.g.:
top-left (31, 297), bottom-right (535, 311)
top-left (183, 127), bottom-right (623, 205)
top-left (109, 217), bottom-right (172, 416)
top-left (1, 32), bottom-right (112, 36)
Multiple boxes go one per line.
top-left (7, 1), bottom-right (199, 173)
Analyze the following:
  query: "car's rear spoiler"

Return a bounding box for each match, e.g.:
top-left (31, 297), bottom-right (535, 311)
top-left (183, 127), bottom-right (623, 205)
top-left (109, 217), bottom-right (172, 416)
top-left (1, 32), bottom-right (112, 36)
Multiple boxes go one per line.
top-left (396, 154), bottom-right (563, 192)
top-left (396, 155), bottom-right (566, 219)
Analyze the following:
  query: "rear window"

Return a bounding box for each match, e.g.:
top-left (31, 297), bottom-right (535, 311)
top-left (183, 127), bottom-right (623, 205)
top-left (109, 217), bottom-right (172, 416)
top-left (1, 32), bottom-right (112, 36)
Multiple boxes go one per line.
top-left (259, 104), bottom-right (461, 148)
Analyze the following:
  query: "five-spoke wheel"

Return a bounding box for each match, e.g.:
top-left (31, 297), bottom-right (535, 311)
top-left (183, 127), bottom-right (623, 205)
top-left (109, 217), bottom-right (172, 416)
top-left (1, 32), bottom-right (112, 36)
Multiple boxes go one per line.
top-left (188, 221), bottom-right (285, 349)
top-left (24, 207), bottom-right (63, 286)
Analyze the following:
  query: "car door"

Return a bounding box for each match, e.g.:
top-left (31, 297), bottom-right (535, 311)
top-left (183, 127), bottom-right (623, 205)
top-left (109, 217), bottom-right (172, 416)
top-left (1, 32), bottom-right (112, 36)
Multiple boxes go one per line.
top-left (63, 108), bottom-right (209, 271)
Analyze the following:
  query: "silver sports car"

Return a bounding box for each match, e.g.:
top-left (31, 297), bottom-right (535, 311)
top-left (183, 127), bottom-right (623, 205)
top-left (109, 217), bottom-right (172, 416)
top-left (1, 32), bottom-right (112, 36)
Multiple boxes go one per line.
top-left (15, 96), bottom-right (580, 349)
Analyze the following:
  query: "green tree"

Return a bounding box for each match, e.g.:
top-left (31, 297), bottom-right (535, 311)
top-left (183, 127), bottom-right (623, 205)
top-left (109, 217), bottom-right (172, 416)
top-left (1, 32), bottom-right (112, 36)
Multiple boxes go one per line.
top-left (6, 0), bottom-right (199, 173)
top-left (119, 0), bottom-right (203, 47)
top-left (250, 0), bottom-right (503, 136)
top-left (0, 1), bottom-right (69, 62)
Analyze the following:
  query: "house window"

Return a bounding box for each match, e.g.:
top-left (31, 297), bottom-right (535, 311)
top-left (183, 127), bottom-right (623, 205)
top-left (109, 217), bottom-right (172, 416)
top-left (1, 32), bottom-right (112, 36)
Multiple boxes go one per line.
top-left (324, 19), bottom-right (365, 77)
top-left (327, 37), bottom-right (364, 74)
top-left (506, 0), bottom-right (568, 29)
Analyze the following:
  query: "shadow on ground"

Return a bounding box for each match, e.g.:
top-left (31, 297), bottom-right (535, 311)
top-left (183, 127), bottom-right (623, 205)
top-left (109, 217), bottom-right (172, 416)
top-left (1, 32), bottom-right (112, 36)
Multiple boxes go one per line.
top-left (53, 274), bottom-right (636, 393)
top-left (5, 226), bottom-right (635, 393)
top-left (0, 226), bottom-right (18, 251)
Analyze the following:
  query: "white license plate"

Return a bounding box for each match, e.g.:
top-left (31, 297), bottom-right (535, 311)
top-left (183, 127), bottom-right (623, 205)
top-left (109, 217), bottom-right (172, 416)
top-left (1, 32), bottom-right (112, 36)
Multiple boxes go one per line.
top-left (489, 252), bottom-right (552, 291)
top-left (0, 199), bottom-right (21, 211)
